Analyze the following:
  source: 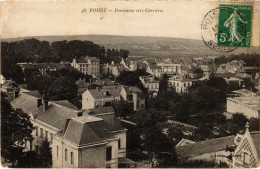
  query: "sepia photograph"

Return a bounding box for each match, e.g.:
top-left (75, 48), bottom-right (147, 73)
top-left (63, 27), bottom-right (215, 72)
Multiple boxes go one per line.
top-left (1, 0), bottom-right (259, 168)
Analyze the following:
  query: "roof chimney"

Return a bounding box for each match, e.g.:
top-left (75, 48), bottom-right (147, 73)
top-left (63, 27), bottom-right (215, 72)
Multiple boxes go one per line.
top-left (14, 90), bottom-right (19, 99)
top-left (43, 100), bottom-right (49, 111)
top-left (245, 121), bottom-right (250, 133)
top-left (37, 98), bottom-right (42, 108)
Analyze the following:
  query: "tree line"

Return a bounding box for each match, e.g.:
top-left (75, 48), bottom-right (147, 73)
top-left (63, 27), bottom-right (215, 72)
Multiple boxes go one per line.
top-left (1, 39), bottom-right (129, 81)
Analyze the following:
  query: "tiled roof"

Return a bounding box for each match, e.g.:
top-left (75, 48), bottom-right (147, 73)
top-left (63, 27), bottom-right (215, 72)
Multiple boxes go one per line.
top-left (123, 86), bottom-right (142, 94)
top-left (88, 88), bottom-right (120, 99)
top-left (87, 106), bottom-right (115, 115)
top-left (11, 91), bottom-right (79, 130)
top-left (51, 100), bottom-right (79, 110)
top-left (85, 107), bottom-right (124, 132)
top-left (35, 102), bottom-right (79, 130)
top-left (76, 59), bottom-right (88, 63)
top-left (11, 92), bottom-right (41, 114)
top-left (176, 135), bottom-right (235, 159)
top-left (251, 131), bottom-right (260, 157)
top-left (63, 116), bottom-right (113, 145)
top-left (23, 91), bottom-right (42, 98)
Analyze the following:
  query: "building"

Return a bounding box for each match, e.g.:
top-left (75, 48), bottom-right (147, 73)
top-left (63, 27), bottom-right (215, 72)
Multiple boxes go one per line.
top-left (17, 62), bottom-right (67, 75)
top-left (232, 123), bottom-right (260, 168)
top-left (120, 58), bottom-right (137, 71)
top-left (82, 87), bottom-right (120, 110)
top-left (176, 123), bottom-right (260, 168)
top-left (139, 75), bottom-right (159, 95)
top-left (71, 56), bottom-right (100, 78)
top-left (118, 86), bottom-right (146, 111)
top-left (224, 77), bottom-right (244, 89)
top-left (146, 64), bottom-right (162, 77)
top-left (11, 90), bottom-right (134, 168)
top-left (169, 76), bottom-right (193, 93)
top-left (227, 95), bottom-right (260, 118)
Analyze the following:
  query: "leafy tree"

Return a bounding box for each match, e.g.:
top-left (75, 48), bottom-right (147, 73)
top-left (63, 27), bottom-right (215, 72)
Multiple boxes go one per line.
top-left (159, 73), bottom-right (169, 93)
top-left (39, 139), bottom-right (52, 167)
top-left (112, 100), bottom-right (134, 118)
top-left (1, 93), bottom-right (34, 166)
top-left (47, 76), bottom-right (78, 102)
top-left (54, 67), bottom-right (84, 81)
top-left (249, 118), bottom-right (260, 131)
top-left (143, 125), bottom-right (175, 167)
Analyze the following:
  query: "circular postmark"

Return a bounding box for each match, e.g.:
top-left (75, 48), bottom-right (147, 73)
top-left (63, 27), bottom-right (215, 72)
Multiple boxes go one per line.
top-left (201, 7), bottom-right (247, 52)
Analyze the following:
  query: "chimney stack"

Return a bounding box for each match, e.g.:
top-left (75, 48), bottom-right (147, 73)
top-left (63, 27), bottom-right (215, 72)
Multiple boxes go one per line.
top-left (43, 100), bottom-right (49, 111)
top-left (14, 90), bottom-right (19, 99)
top-left (37, 98), bottom-right (42, 108)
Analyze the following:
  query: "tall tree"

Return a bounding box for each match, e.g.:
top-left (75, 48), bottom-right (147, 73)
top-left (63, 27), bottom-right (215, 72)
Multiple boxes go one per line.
top-left (47, 76), bottom-right (78, 102)
top-left (159, 73), bottom-right (169, 93)
top-left (1, 93), bottom-right (34, 166)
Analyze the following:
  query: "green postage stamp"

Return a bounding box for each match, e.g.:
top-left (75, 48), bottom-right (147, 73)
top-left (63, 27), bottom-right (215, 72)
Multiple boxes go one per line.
top-left (217, 4), bottom-right (253, 48)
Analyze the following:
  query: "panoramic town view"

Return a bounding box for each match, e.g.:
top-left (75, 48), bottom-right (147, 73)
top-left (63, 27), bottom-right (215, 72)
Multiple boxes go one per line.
top-left (1, 35), bottom-right (259, 168)
top-left (1, 1), bottom-right (260, 168)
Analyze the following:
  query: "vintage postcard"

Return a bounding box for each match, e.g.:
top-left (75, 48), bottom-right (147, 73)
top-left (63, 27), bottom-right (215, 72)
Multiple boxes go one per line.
top-left (1, 0), bottom-right (260, 168)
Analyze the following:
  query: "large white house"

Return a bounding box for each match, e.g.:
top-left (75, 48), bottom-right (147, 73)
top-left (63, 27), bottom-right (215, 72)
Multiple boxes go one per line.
top-left (11, 90), bottom-right (134, 168)
top-left (71, 56), bottom-right (100, 78)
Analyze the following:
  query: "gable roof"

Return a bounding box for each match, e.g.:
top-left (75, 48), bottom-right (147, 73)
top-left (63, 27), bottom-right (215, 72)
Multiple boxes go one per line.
top-left (123, 86), bottom-right (142, 95)
top-left (85, 107), bottom-right (124, 132)
top-left (34, 102), bottom-right (79, 130)
top-left (51, 100), bottom-right (79, 110)
top-left (87, 88), bottom-right (120, 99)
top-left (11, 91), bottom-right (79, 130)
top-left (176, 135), bottom-right (235, 159)
top-left (63, 115), bottom-right (113, 145)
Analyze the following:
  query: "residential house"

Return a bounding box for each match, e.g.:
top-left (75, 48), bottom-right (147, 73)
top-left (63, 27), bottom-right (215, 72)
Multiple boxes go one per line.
top-left (118, 86), bottom-right (145, 111)
top-left (17, 62), bottom-right (67, 75)
top-left (169, 76), bottom-right (193, 93)
top-left (139, 75), bottom-right (159, 95)
top-left (71, 56), bottom-right (100, 78)
top-left (11, 90), bottom-right (134, 168)
top-left (236, 72), bottom-right (253, 81)
top-left (224, 77), bottom-right (244, 89)
top-left (120, 58), bottom-right (137, 71)
top-left (226, 95), bottom-right (260, 118)
top-left (146, 65), bottom-right (162, 77)
top-left (232, 123), bottom-right (260, 168)
top-left (176, 134), bottom-right (236, 167)
top-left (82, 88), bottom-right (120, 110)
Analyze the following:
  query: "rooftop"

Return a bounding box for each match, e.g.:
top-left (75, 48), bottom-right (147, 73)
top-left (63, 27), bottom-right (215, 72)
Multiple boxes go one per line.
top-left (227, 96), bottom-right (260, 111)
top-left (176, 135), bottom-right (235, 159)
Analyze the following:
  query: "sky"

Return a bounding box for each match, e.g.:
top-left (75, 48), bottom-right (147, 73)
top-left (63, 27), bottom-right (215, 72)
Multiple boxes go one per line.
top-left (1, 1), bottom-right (259, 46)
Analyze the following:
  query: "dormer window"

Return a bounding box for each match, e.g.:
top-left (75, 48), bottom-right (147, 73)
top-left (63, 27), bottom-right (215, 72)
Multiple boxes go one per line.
top-left (243, 151), bottom-right (250, 165)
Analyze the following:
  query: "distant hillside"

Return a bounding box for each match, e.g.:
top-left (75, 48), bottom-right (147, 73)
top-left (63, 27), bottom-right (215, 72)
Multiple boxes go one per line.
top-left (2, 35), bottom-right (260, 59)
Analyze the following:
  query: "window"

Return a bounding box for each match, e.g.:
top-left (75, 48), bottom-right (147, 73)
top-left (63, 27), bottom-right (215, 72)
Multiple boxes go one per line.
top-left (36, 127), bottom-right (38, 136)
top-left (40, 128), bottom-right (43, 138)
top-left (106, 147), bottom-right (112, 161)
top-left (71, 152), bottom-right (74, 164)
top-left (45, 130), bottom-right (48, 140)
top-left (57, 146), bottom-right (59, 157)
top-left (50, 133), bottom-right (53, 144)
top-left (243, 152), bottom-right (250, 165)
top-left (65, 149), bottom-right (68, 161)
top-left (184, 83), bottom-right (186, 87)
top-left (118, 139), bottom-right (121, 149)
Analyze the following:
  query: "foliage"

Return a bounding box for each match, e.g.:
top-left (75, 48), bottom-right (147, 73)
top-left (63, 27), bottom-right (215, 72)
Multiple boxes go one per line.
top-left (112, 100), bottom-right (134, 118)
top-left (116, 68), bottom-right (149, 94)
top-left (159, 73), bottom-right (169, 93)
top-left (143, 125), bottom-right (176, 167)
top-left (47, 76), bottom-right (78, 102)
top-left (53, 67), bottom-right (85, 81)
top-left (1, 93), bottom-right (34, 166)
top-left (39, 139), bottom-right (52, 167)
